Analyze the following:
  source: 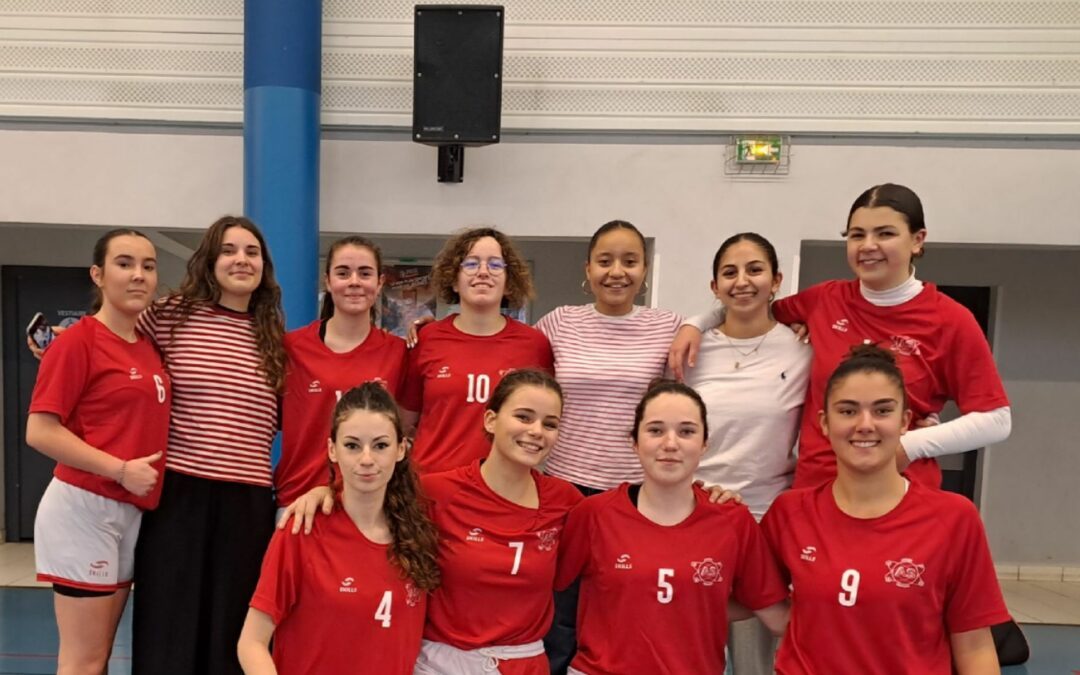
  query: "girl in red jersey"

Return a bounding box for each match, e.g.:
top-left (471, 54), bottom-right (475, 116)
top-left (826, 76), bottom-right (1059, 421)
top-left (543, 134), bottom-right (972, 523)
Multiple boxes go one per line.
top-left (274, 236), bottom-right (408, 531)
top-left (400, 228), bottom-right (553, 474)
top-left (27, 229), bottom-right (170, 674)
top-left (415, 369), bottom-right (582, 675)
top-left (238, 382), bottom-right (440, 675)
top-left (555, 380), bottom-right (789, 675)
top-left (672, 183), bottom-right (1011, 491)
top-left (761, 345), bottom-right (1007, 674)
top-left (130, 216), bottom-right (288, 675)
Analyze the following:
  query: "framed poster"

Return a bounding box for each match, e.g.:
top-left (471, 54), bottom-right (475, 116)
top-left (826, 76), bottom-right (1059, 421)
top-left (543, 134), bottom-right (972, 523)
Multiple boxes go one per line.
top-left (379, 262), bottom-right (437, 337)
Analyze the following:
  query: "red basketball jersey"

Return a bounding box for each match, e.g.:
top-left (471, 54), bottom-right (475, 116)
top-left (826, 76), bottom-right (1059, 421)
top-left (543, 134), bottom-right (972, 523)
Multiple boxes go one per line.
top-left (278, 321), bottom-right (407, 506)
top-left (251, 507), bottom-right (427, 675)
top-left (556, 484), bottom-right (788, 674)
top-left (421, 461), bottom-right (582, 649)
top-left (401, 316), bottom-right (553, 474)
top-left (761, 481), bottom-right (1009, 674)
top-left (30, 316), bottom-right (170, 510)
top-left (773, 280), bottom-right (1008, 489)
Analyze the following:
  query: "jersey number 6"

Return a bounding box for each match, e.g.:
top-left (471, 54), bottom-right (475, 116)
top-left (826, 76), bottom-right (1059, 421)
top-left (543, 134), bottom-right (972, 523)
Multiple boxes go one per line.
top-left (838, 569), bottom-right (860, 607)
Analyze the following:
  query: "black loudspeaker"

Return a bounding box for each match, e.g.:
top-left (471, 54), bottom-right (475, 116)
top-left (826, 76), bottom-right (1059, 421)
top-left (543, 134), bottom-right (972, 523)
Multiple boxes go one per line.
top-left (413, 5), bottom-right (504, 147)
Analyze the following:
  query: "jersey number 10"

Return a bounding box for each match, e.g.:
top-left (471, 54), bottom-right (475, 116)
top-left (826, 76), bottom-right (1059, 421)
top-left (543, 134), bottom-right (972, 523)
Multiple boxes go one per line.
top-left (466, 373), bottom-right (492, 403)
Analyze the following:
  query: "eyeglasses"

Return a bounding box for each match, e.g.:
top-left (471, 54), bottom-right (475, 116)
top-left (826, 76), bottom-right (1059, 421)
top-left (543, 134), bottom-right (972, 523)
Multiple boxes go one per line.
top-left (460, 257), bottom-right (507, 275)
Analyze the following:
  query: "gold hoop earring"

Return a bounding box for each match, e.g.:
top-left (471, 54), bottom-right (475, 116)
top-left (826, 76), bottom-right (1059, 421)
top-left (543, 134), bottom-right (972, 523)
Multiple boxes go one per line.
top-left (581, 279), bottom-right (593, 296)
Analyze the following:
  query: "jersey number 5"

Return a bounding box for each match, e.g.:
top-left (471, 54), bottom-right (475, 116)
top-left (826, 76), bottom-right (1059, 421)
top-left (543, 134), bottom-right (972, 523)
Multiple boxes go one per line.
top-left (375, 590), bottom-right (392, 628)
top-left (838, 569), bottom-right (860, 607)
top-left (657, 568), bottom-right (675, 604)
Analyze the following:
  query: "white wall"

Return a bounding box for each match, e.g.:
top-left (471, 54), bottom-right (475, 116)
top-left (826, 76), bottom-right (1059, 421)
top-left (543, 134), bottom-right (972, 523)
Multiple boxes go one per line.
top-left (4, 126), bottom-right (1079, 321)
top-left (3, 126), bottom-right (1080, 563)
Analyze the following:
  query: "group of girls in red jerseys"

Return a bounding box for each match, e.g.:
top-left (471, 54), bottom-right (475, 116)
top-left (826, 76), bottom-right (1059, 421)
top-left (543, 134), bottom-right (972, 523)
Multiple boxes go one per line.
top-left (27, 181), bottom-right (1014, 675)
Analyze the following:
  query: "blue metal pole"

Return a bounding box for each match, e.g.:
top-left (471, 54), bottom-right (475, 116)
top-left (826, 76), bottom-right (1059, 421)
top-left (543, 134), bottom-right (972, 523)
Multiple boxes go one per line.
top-left (243, 0), bottom-right (321, 330)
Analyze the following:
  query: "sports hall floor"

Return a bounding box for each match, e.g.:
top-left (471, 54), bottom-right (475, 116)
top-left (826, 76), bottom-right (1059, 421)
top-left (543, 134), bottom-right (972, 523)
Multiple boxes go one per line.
top-left (0, 543), bottom-right (1077, 673)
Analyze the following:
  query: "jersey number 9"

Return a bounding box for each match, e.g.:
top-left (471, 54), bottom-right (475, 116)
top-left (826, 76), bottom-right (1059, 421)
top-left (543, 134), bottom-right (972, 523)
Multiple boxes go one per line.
top-left (838, 569), bottom-right (860, 607)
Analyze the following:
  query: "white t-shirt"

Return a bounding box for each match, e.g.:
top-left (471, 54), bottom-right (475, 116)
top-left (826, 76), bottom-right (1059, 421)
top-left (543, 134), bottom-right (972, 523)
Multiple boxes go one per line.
top-left (683, 322), bottom-right (811, 519)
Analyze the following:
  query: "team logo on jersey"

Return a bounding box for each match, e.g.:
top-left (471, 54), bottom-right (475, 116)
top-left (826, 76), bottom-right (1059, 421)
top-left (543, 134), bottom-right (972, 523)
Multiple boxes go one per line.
top-left (691, 558), bottom-right (724, 586)
top-left (308, 380), bottom-right (322, 393)
top-left (884, 558), bottom-right (926, 589)
top-left (88, 560), bottom-right (110, 577)
top-left (614, 554), bottom-right (633, 570)
top-left (405, 581), bottom-right (423, 607)
top-left (890, 335), bottom-right (922, 356)
top-left (339, 576), bottom-right (358, 593)
top-left (436, 365), bottom-right (452, 379)
top-left (466, 528), bottom-right (485, 543)
top-left (831, 318), bottom-right (850, 333)
top-left (800, 546), bottom-right (817, 562)
top-left (128, 367), bottom-right (143, 381)
top-left (535, 528), bottom-right (559, 552)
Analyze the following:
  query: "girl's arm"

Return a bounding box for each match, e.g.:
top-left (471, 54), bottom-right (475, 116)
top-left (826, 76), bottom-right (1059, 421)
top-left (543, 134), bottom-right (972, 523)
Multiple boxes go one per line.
top-left (752, 600), bottom-right (790, 637)
top-left (236, 608), bottom-right (278, 675)
top-left (950, 627), bottom-right (999, 675)
top-left (26, 413), bottom-right (161, 497)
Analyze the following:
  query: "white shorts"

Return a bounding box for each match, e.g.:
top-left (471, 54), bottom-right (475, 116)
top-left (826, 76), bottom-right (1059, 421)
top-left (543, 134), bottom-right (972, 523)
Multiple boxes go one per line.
top-left (34, 478), bottom-right (142, 591)
top-left (414, 639), bottom-right (545, 674)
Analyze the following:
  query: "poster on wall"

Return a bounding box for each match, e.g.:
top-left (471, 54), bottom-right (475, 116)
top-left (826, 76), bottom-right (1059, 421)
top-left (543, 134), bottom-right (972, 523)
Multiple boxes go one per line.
top-left (379, 262), bottom-right (437, 337)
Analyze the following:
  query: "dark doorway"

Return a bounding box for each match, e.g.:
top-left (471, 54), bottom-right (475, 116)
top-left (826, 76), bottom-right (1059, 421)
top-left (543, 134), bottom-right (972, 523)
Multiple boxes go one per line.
top-left (3, 265), bottom-right (93, 540)
top-left (797, 242), bottom-right (996, 503)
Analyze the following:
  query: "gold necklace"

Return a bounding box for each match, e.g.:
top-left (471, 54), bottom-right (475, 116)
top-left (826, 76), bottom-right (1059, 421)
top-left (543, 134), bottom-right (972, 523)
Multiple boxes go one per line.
top-left (717, 327), bottom-right (770, 370)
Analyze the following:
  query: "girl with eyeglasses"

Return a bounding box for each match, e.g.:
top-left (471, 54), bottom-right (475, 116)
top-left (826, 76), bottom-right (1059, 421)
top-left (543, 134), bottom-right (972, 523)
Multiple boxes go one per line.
top-left (399, 227), bottom-right (553, 474)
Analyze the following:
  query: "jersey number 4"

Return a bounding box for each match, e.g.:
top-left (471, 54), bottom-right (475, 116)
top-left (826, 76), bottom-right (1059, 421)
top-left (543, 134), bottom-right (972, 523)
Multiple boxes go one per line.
top-left (838, 569), bottom-right (860, 607)
top-left (375, 590), bottom-right (393, 628)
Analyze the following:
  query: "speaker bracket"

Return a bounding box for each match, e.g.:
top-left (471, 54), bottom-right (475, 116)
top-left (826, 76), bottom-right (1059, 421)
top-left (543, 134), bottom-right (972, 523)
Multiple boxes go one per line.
top-left (437, 144), bottom-right (465, 183)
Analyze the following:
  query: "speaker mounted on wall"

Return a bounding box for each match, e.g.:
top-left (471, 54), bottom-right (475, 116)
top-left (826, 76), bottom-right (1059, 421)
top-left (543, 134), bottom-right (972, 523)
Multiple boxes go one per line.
top-left (413, 5), bottom-right (505, 182)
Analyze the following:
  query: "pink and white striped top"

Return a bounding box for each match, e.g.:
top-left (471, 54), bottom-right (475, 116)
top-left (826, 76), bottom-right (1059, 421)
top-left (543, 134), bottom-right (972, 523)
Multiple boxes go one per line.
top-left (139, 299), bottom-right (278, 487)
top-left (535, 304), bottom-right (682, 489)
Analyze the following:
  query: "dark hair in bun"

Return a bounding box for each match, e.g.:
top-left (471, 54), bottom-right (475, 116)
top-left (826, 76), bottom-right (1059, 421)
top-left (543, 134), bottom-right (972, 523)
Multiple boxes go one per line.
top-left (824, 343), bottom-right (908, 409)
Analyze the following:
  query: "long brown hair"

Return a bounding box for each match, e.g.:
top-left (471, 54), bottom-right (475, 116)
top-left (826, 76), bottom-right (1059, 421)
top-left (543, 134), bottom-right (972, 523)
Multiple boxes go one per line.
top-left (168, 215), bottom-right (287, 391)
top-left (329, 383), bottom-right (441, 591)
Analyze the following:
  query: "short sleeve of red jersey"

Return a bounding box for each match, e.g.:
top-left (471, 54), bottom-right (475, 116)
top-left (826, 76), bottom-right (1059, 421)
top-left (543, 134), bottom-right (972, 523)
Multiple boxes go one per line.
top-left (943, 500), bottom-right (1010, 633)
top-left (759, 495), bottom-right (794, 585)
top-left (772, 281), bottom-right (829, 326)
top-left (29, 323), bottom-right (92, 424)
top-left (554, 497), bottom-right (597, 591)
top-left (728, 505), bottom-right (789, 611)
top-left (528, 326), bottom-right (555, 374)
top-left (940, 300), bottom-right (1009, 414)
top-left (400, 343), bottom-right (425, 413)
top-left (250, 529), bottom-right (303, 627)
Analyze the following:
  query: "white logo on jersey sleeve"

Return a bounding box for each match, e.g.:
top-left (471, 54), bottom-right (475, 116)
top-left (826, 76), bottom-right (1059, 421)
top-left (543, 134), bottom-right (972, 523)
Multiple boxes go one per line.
top-left (800, 546), bottom-right (817, 562)
top-left (308, 379), bottom-right (322, 393)
top-left (614, 554), bottom-right (633, 570)
top-left (884, 558), bottom-right (926, 588)
top-left (690, 558), bottom-right (724, 586)
top-left (466, 527), bottom-right (485, 543)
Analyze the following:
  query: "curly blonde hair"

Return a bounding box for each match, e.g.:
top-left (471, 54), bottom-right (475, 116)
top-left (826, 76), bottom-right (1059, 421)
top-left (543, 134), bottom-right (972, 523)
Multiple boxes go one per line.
top-left (430, 227), bottom-right (534, 309)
